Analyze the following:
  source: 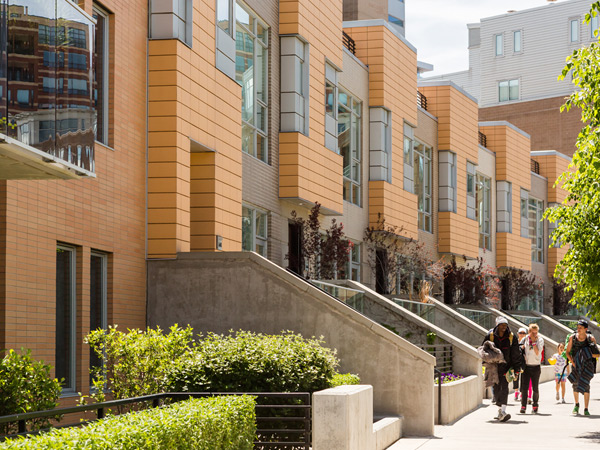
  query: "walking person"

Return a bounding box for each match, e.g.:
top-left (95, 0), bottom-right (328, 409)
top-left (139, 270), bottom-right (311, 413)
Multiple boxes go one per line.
top-left (519, 323), bottom-right (544, 414)
top-left (482, 316), bottom-right (522, 422)
top-left (550, 342), bottom-right (568, 403)
top-left (513, 327), bottom-right (527, 401)
top-left (567, 320), bottom-right (599, 416)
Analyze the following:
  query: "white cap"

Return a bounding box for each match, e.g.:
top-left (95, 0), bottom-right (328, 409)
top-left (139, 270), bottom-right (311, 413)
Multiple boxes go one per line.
top-left (518, 327), bottom-right (527, 334)
top-left (495, 316), bottom-right (508, 325)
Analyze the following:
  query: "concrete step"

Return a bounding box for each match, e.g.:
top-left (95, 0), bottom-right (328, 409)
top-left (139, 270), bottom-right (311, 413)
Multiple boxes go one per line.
top-left (374, 416), bottom-right (402, 450)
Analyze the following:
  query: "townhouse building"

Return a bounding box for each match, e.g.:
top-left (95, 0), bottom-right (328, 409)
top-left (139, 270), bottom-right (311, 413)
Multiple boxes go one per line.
top-left (427, 0), bottom-right (593, 157)
top-left (0, 0), bottom-right (147, 397)
top-left (0, 0), bottom-right (571, 399)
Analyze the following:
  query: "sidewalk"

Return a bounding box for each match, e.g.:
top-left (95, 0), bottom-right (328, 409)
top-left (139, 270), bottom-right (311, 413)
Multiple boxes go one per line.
top-left (389, 374), bottom-right (600, 449)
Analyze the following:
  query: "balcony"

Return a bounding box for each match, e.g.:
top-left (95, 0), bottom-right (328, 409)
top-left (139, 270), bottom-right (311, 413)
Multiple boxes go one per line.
top-left (0, 0), bottom-right (96, 180)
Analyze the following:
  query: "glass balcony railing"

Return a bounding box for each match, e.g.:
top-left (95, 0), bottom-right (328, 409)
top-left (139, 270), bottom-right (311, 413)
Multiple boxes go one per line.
top-left (510, 314), bottom-right (540, 326)
top-left (0, 0), bottom-right (96, 174)
top-left (557, 319), bottom-right (578, 330)
top-left (311, 281), bottom-right (365, 314)
top-left (455, 307), bottom-right (495, 331)
top-left (392, 298), bottom-right (435, 323)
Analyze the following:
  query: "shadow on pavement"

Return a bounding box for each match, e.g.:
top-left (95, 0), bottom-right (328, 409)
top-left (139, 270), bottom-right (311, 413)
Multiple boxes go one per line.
top-left (577, 432), bottom-right (600, 444)
top-left (486, 420), bottom-right (528, 424)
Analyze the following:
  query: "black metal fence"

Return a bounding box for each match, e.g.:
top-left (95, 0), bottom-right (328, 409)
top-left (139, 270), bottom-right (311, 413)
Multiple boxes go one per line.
top-left (342, 31), bottom-right (356, 55)
top-left (417, 90), bottom-right (428, 110)
top-left (531, 158), bottom-right (540, 174)
top-left (0, 392), bottom-right (311, 450)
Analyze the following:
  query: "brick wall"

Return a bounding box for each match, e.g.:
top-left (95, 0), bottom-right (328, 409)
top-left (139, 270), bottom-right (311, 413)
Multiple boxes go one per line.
top-left (0, 0), bottom-right (148, 395)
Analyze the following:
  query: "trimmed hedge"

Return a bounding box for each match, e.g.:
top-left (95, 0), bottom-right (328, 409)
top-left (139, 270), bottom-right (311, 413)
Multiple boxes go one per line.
top-left (330, 373), bottom-right (360, 387)
top-left (0, 396), bottom-right (256, 450)
top-left (167, 330), bottom-right (339, 393)
top-left (0, 349), bottom-right (62, 435)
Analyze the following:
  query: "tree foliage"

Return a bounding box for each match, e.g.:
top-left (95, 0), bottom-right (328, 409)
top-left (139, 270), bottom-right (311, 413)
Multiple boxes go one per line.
top-left (288, 202), bottom-right (351, 280)
top-left (546, 2), bottom-right (600, 318)
top-left (443, 257), bottom-right (501, 306)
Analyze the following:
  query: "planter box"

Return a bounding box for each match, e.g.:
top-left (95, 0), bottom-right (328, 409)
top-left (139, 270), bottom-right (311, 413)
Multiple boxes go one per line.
top-left (434, 375), bottom-right (480, 424)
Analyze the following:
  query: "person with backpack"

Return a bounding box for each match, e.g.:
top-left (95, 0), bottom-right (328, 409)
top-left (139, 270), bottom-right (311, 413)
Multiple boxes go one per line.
top-left (566, 320), bottom-right (599, 415)
top-left (482, 316), bottom-right (522, 422)
top-left (519, 323), bottom-right (544, 414)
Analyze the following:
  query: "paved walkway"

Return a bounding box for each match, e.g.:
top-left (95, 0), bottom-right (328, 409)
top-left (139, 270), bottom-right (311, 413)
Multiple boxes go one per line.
top-left (389, 374), bottom-right (600, 449)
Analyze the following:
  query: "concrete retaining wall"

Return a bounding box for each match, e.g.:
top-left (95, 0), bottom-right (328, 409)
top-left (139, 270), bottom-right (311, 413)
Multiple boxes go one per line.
top-left (147, 252), bottom-right (435, 436)
top-left (425, 297), bottom-right (489, 347)
top-left (434, 375), bottom-right (480, 424)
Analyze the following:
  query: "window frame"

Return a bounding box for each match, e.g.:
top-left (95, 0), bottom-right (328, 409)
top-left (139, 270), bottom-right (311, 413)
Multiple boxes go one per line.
top-left (216, 0), bottom-right (235, 38)
top-left (242, 204), bottom-right (268, 257)
top-left (338, 88), bottom-right (362, 206)
top-left (570, 18), bottom-right (579, 43)
top-left (476, 174), bottom-right (491, 250)
top-left (513, 30), bottom-right (522, 53)
top-left (93, 4), bottom-right (110, 145)
top-left (56, 244), bottom-right (77, 393)
top-left (498, 78), bottom-right (519, 102)
top-left (528, 197), bottom-right (544, 263)
top-left (236, 1), bottom-right (269, 163)
top-left (494, 34), bottom-right (503, 56)
top-left (414, 140), bottom-right (432, 232)
top-left (89, 251), bottom-right (108, 388)
top-left (346, 242), bottom-right (361, 282)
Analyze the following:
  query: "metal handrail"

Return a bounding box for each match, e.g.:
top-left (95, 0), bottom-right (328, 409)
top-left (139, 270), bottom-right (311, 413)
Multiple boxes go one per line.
top-left (312, 280), bottom-right (364, 294)
top-left (434, 368), bottom-right (442, 425)
top-left (342, 31), bottom-right (356, 55)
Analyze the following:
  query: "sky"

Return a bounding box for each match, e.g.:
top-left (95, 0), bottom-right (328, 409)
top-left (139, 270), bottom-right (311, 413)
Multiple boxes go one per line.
top-left (405, 0), bottom-right (565, 76)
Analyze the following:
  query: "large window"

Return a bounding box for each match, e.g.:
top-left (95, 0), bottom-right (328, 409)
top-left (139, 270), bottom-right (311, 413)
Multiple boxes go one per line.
top-left (414, 141), bottom-right (432, 232)
top-left (499, 79), bottom-right (519, 102)
top-left (476, 174), bottom-right (491, 250)
top-left (236, 2), bottom-right (268, 162)
top-left (242, 205), bottom-right (267, 257)
top-left (529, 198), bottom-right (544, 263)
top-left (90, 252), bottom-right (107, 386)
top-left (68, 27), bottom-right (87, 49)
top-left (56, 245), bottom-right (76, 392)
top-left (338, 89), bottom-right (361, 206)
top-left (94, 5), bottom-right (109, 145)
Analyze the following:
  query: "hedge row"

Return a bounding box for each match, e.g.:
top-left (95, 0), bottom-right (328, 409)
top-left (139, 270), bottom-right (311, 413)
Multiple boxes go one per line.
top-left (0, 396), bottom-right (256, 450)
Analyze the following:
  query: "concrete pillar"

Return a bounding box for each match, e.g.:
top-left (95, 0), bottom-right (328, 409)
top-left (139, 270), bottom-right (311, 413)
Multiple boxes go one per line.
top-left (313, 385), bottom-right (375, 450)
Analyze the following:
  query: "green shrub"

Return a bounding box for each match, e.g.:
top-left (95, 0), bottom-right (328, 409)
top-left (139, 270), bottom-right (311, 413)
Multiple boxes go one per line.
top-left (0, 349), bottom-right (62, 435)
top-left (85, 325), bottom-right (193, 401)
top-left (330, 373), bottom-right (360, 387)
top-left (0, 396), bottom-right (256, 450)
top-left (167, 330), bottom-right (339, 393)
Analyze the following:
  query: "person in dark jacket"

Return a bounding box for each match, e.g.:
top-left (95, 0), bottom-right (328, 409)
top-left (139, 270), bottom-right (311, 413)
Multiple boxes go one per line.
top-left (482, 316), bottom-right (523, 422)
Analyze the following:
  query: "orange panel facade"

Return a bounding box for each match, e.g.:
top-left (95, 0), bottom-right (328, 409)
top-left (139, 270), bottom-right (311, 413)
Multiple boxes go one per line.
top-left (418, 83), bottom-right (479, 258)
top-left (345, 24), bottom-right (419, 239)
top-left (148, 1), bottom-right (243, 256)
top-left (480, 123), bottom-right (532, 270)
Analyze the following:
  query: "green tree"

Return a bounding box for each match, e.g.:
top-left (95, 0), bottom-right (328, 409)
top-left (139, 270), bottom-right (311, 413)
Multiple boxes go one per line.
top-left (546, 2), bottom-right (600, 318)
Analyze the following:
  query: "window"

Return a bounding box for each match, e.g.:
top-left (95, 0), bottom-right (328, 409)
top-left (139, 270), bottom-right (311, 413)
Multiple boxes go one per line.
top-left (56, 245), bottom-right (76, 392)
top-left (403, 124), bottom-right (414, 193)
top-left (592, 15), bottom-right (599, 38)
top-left (242, 205), bottom-right (267, 257)
top-left (217, 0), bottom-right (234, 35)
top-left (338, 89), bottom-right (361, 206)
top-left (90, 252), bottom-right (107, 386)
top-left (43, 77), bottom-right (56, 93)
top-left (369, 107), bottom-right (391, 182)
top-left (498, 79), bottom-right (519, 102)
top-left (571, 19), bottom-right (579, 42)
top-left (67, 78), bottom-right (88, 95)
top-left (495, 34), bottom-right (503, 56)
top-left (346, 243), bottom-right (361, 282)
top-left (438, 151), bottom-right (456, 213)
top-left (325, 82), bottom-right (336, 118)
top-left (93, 5), bottom-right (109, 145)
top-left (40, 120), bottom-right (55, 142)
top-left (513, 30), bottom-right (521, 52)
top-left (388, 15), bottom-right (404, 28)
top-left (520, 189), bottom-right (529, 237)
top-left (236, 2), bottom-right (268, 162)
top-left (466, 161), bottom-right (476, 220)
top-left (476, 174), bottom-right (491, 250)
top-left (43, 51), bottom-right (64, 67)
top-left (68, 28), bottom-right (87, 49)
top-left (68, 52), bottom-right (87, 70)
top-left (529, 198), bottom-right (544, 263)
top-left (280, 36), bottom-right (308, 134)
top-left (414, 141), bottom-right (432, 232)
top-left (16, 89), bottom-right (32, 106)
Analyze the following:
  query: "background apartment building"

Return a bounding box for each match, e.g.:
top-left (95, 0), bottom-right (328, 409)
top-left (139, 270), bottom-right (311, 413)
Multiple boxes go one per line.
top-left (0, 0), bottom-right (147, 397)
top-left (427, 0), bottom-right (592, 157)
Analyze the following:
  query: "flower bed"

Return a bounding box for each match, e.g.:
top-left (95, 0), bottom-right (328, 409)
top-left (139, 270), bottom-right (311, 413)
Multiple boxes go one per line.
top-left (435, 372), bottom-right (464, 384)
